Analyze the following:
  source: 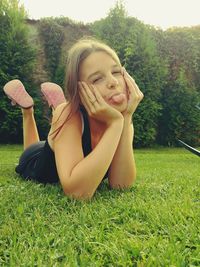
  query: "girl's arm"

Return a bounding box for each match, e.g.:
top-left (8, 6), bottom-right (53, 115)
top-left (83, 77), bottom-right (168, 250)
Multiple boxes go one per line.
top-left (53, 83), bottom-right (124, 200)
top-left (108, 115), bottom-right (136, 189)
top-left (108, 69), bottom-right (143, 189)
top-left (54, 113), bottom-right (123, 200)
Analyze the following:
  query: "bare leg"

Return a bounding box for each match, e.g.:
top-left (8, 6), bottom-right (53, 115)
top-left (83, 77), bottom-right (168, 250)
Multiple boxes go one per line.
top-left (22, 107), bottom-right (40, 150)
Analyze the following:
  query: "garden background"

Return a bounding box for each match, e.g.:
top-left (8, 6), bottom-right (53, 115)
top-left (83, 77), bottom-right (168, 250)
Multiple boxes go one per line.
top-left (0, 0), bottom-right (200, 147)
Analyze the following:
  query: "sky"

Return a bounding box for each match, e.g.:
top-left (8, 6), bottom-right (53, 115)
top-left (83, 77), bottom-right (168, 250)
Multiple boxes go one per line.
top-left (19, 0), bottom-right (200, 30)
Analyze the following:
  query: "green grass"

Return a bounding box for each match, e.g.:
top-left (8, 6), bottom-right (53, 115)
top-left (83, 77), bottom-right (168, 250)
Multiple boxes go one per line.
top-left (0, 145), bottom-right (199, 266)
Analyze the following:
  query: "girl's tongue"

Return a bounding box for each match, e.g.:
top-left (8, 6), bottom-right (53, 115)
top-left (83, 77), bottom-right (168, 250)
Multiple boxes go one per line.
top-left (110, 93), bottom-right (126, 104)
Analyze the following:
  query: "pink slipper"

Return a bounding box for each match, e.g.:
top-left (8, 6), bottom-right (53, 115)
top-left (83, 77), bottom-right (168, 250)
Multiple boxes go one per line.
top-left (3, 79), bottom-right (34, 109)
top-left (41, 82), bottom-right (66, 109)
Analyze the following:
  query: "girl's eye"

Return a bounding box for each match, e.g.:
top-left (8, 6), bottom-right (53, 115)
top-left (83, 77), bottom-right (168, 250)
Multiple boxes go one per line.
top-left (92, 77), bottom-right (102, 83)
top-left (112, 70), bottom-right (121, 75)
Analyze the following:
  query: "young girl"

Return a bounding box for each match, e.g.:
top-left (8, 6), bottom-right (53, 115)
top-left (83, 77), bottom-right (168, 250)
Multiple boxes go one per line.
top-left (3, 38), bottom-right (143, 200)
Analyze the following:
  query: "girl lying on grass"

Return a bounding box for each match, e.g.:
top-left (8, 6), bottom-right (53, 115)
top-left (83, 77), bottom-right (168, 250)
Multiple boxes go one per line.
top-left (3, 38), bottom-right (143, 200)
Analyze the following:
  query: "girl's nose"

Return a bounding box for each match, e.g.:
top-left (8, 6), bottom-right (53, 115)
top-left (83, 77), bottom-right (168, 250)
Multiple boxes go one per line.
top-left (107, 74), bottom-right (118, 89)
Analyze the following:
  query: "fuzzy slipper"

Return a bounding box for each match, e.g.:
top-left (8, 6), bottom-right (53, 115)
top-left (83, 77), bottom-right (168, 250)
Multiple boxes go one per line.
top-left (3, 79), bottom-right (34, 109)
top-left (41, 82), bottom-right (66, 109)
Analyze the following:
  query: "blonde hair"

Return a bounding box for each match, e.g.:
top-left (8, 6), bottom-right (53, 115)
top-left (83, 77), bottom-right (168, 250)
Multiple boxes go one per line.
top-left (52, 37), bottom-right (121, 137)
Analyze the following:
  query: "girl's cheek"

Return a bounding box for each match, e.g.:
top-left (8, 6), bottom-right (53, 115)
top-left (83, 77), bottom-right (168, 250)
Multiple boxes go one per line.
top-left (119, 78), bottom-right (127, 95)
top-left (95, 83), bottom-right (105, 95)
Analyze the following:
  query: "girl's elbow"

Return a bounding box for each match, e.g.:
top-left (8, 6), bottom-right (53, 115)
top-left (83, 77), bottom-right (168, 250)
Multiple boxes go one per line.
top-left (110, 182), bottom-right (134, 190)
top-left (109, 174), bottom-right (136, 190)
top-left (62, 185), bottom-right (94, 200)
top-left (66, 191), bottom-right (93, 200)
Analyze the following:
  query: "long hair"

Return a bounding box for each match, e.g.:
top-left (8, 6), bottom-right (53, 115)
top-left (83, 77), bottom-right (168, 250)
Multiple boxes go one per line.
top-left (51, 37), bottom-right (121, 138)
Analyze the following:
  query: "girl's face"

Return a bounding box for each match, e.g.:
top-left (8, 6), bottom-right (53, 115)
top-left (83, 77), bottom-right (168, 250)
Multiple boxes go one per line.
top-left (79, 51), bottom-right (128, 112)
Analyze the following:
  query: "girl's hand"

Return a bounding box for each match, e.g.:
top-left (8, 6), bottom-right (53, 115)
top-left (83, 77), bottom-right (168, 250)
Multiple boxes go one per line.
top-left (122, 68), bottom-right (144, 117)
top-left (78, 82), bottom-right (123, 126)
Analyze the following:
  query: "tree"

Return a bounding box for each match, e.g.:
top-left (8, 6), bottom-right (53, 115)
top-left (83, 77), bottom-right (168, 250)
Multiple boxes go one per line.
top-left (155, 28), bottom-right (200, 146)
top-left (0, 0), bottom-right (36, 143)
top-left (91, 3), bottom-right (165, 147)
top-left (158, 68), bottom-right (200, 146)
top-left (38, 18), bottom-right (65, 83)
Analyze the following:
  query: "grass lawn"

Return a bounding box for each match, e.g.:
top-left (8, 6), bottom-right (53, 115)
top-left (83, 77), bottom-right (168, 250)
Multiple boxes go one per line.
top-left (0, 145), bottom-right (199, 266)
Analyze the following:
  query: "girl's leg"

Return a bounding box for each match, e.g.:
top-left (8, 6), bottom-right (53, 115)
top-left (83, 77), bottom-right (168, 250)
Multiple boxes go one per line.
top-left (41, 82), bottom-right (66, 110)
top-left (22, 107), bottom-right (40, 150)
top-left (3, 79), bottom-right (39, 150)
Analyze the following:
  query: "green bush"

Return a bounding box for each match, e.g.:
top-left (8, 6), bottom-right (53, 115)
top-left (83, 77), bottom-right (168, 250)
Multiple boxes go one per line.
top-left (0, 0), bottom-right (36, 143)
top-left (91, 4), bottom-right (165, 147)
top-left (0, 1), bottom-right (199, 147)
top-left (38, 18), bottom-right (65, 82)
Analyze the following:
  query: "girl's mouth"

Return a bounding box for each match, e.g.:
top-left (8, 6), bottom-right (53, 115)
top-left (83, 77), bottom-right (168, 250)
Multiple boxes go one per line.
top-left (108, 93), bottom-right (126, 104)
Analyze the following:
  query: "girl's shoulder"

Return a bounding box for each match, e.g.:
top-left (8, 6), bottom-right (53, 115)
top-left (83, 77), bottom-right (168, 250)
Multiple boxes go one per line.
top-left (49, 102), bottom-right (83, 144)
top-left (52, 102), bottom-right (72, 123)
top-left (52, 102), bottom-right (81, 125)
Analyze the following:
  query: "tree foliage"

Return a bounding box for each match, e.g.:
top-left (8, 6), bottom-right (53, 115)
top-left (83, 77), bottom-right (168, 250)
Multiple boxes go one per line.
top-left (91, 4), bottom-right (166, 146)
top-left (0, 0), bottom-right (36, 143)
top-left (38, 18), bottom-right (65, 83)
top-left (151, 27), bottom-right (200, 146)
top-left (0, 1), bottom-right (199, 147)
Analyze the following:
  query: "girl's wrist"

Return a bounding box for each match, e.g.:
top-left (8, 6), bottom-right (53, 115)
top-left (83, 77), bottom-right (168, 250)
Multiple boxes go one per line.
top-left (123, 113), bottom-right (133, 124)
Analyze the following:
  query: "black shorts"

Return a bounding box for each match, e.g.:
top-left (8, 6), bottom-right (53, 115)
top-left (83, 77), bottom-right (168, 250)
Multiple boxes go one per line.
top-left (15, 141), bottom-right (45, 182)
top-left (15, 141), bottom-right (59, 184)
